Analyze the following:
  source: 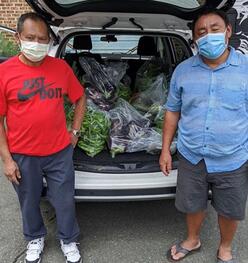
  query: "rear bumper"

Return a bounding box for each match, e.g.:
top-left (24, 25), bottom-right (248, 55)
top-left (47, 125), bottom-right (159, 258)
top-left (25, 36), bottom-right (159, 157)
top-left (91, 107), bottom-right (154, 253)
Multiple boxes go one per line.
top-left (73, 169), bottom-right (177, 201)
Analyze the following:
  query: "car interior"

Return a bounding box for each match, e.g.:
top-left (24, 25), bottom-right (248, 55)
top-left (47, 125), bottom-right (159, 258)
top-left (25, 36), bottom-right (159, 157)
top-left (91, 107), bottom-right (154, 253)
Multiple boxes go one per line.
top-left (59, 33), bottom-right (191, 174)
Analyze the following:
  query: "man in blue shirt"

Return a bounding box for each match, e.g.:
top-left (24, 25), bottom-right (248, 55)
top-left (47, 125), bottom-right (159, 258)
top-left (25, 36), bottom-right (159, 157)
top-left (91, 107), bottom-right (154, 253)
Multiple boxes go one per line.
top-left (160, 9), bottom-right (248, 263)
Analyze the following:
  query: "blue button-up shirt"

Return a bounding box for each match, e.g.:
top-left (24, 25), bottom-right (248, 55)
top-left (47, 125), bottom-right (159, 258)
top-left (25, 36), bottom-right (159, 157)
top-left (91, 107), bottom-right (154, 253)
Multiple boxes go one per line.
top-left (165, 47), bottom-right (248, 173)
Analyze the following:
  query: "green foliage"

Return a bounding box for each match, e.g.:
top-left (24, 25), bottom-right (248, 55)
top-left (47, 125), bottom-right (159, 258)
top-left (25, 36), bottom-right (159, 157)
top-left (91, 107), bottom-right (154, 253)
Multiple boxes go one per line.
top-left (0, 33), bottom-right (19, 57)
top-left (78, 106), bottom-right (110, 157)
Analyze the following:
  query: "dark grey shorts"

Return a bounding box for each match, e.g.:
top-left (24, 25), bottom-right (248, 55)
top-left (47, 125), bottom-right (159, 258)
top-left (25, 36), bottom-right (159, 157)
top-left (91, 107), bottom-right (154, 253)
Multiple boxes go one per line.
top-left (175, 152), bottom-right (248, 220)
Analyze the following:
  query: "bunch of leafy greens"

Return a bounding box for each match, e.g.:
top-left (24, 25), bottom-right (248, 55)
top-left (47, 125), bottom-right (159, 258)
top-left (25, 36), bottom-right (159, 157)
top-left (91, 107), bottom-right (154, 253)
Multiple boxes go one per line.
top-left (64, 98), bottom-right (110, 157)
top-left (135, 59), bottom-right (166, 92)
top-left (132, 74), bottom-right (168, 123)
top-left (78, 105), bottom-right (110, 157)
top-left (64, 96), bottom-right (74, 130)
top-left (117, 82), bottom-right (132, 101)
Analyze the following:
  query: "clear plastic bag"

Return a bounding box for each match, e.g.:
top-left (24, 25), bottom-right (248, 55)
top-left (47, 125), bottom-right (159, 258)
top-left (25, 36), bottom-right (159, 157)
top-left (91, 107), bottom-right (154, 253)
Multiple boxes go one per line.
top-left (154, 106), bottom-right (166, 130)
top-left (104, 62), bottom-right (129, 87)
top-left (108, 99), bottom-right (150, 132)
top-left (117, 74), bottom-right (132, 101)
top-left (135, 58), bottom-right (167, 92)
top-left (108, 99), bottom-right (170, 156)
top-left (126, 127), bottom-right (162, 154)
top-left (170, 138), bottom-right (177, 155)
top-left (79, 57), bottom-right (118, 110)
top-left (131, 73), bottom-right (168, 122)
top-left (108, 99), bottom-right (151, 157)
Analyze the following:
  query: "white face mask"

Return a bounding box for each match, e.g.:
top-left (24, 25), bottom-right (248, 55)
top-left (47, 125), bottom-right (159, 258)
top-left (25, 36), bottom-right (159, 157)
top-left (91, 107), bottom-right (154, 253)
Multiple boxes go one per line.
top-left (20, 40), bottom-right (49, 62)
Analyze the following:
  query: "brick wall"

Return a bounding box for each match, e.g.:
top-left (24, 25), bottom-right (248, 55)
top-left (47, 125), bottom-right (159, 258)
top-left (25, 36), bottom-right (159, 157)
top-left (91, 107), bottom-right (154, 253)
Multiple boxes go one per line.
top-left (0, 0), bottom-right (32, 30)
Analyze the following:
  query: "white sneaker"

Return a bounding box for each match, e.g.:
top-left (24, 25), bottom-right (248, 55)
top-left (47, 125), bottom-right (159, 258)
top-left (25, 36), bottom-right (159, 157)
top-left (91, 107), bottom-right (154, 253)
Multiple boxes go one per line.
top-left (25, 237), bottom-right (44, 263)
top-left (60, 240), bottom-right (82, 263)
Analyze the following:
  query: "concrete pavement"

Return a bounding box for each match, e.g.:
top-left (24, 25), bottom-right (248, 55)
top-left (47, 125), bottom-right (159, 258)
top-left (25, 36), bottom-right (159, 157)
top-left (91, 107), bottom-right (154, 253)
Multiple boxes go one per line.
top-left (1, 165), bottom-right (248, 263)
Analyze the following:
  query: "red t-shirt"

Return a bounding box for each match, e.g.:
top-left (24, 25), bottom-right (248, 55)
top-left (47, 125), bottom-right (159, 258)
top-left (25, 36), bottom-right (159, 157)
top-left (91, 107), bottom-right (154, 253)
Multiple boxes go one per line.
top-left (0, 55), bottom-right (84, 156)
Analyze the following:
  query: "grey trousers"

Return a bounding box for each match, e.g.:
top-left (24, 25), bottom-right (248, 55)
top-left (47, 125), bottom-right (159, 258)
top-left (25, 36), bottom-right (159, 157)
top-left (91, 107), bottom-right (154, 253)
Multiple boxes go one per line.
top-left (12, 145), bottom-right (80, 243)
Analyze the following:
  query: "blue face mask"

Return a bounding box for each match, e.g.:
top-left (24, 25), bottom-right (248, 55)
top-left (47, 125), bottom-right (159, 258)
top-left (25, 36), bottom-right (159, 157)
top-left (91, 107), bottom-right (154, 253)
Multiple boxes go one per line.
top-left (196, 31), bottom-right (227, 59)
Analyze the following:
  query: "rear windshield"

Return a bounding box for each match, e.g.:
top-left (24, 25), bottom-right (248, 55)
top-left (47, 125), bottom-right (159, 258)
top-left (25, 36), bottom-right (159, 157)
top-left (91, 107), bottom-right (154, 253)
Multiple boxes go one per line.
top-left (55, 0), bottom-right (205, 9)
top-left (62, 33), bottom-right (192, 67)
top-left (66, 35), bottom-right (140, 54)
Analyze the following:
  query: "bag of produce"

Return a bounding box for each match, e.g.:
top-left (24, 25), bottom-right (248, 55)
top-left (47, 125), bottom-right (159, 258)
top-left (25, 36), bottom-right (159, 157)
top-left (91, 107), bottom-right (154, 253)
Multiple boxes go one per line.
top-left (77, 100), bottom-right (110, 157)
top-left (104, 62), bottom-right (128, 87)
top-left (154, 107), bottom-right (166, 131)
top-left (126, 127), bottom-right (162, 154)
top-left (108, 99), bottom-right (150, 157)
top-left (131, 74), bottom-right (168, 122)
top-left (79, 57), bottom-right (118, 110)
top-left (135, 58), bottom-right (167, 92)
top-left (108, 99), bottom-right (170, 157)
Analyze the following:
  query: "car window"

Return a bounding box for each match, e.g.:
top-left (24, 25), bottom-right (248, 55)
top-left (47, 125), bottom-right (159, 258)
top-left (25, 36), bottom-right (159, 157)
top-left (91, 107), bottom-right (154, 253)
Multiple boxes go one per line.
top-left (170, 37), bottom-right (191, 65)
top-left (92, 35), bottom-right (140, 54)
top-left (55, 0), bottom-right (205, 9)
top-left (66, 35), bottom-right (141, 54)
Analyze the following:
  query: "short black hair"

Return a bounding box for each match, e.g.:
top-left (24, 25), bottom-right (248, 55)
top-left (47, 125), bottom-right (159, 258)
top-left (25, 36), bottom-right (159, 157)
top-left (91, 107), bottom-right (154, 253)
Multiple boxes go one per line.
top-left (17, 12), bottom-right (51, 37)
top-left (191, 9), bottom-right (230, 37)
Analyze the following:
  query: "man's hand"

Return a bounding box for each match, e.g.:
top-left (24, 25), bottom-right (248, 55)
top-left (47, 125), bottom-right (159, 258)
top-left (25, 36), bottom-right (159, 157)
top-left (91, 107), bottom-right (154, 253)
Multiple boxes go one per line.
top-left (3, 158), bottom-right (21, 185)
top-left (70, 132), bottom-right (79, 148)
top-left (159, 150), bottom-right (172, 176)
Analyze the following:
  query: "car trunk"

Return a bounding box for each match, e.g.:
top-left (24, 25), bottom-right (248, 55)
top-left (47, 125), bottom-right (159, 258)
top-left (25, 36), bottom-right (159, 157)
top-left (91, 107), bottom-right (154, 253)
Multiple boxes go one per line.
top-left (59, 32), bottom-right (190, 173)
top-left (26, 0), bottom-right (235, 29)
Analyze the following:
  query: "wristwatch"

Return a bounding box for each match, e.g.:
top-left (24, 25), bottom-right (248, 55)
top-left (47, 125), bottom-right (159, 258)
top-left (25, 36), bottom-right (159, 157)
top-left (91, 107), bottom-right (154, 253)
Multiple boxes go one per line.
top-left (71, 129), bottom-right (80, 138)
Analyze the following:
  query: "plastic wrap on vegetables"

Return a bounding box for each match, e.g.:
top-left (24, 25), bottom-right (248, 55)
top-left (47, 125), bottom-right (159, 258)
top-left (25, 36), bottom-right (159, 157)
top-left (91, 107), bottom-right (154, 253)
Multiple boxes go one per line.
top-left (77, 101), bottom-right (110, 157)
top-left (128, 129), bottom-right (177, 155)
top-left (117, 82), bottom-right (132, 101)
top-left (104, 62), bottom-right (128, 87)
top-left (117, 74), bottom-right (132, 101)
top-left (108, 99), bottom-right (177, 156)
top-left (131, 74), bottom-right (168, 122)
top-left (170, 138), bottom-right (177, 155)
top-left (109, 99), bottom-right (152, 157)
top-left (79, 57), bottom-right (118, 110)
top-left (135, 58), bottom-right (168, 92)
top-left (154, 107), bottom-right (166, 130)
top-left (109, 99), bottom-right (166, 157)
top-left (127, 128), bottom-right (162, 153)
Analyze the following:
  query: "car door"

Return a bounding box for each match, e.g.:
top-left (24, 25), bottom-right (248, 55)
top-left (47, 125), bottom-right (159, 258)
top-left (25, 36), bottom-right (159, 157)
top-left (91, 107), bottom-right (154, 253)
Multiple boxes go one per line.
top-left (25, 0), bottom-right (236, 31)
top-left (0, 26), bottom-right (18, 63)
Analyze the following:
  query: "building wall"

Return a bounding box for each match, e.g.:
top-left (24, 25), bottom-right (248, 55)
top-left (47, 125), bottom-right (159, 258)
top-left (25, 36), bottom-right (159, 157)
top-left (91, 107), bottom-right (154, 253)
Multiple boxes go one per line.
top-left (0, 0), bottom-right (32, 29)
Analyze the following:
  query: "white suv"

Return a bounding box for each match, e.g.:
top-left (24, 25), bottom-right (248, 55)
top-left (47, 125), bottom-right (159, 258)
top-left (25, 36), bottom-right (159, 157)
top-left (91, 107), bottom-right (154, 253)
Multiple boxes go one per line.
top-left (20, 0), bottom-right (235, 201)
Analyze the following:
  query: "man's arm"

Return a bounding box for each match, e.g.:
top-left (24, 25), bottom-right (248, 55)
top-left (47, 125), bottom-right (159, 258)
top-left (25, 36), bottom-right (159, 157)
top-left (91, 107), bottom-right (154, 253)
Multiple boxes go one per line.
top-left (0, 116), bottom-right (21, 184)
top-left (159, 111), bottom-right (180, 176)
top-left (70, 94), bottom-right (86, 147)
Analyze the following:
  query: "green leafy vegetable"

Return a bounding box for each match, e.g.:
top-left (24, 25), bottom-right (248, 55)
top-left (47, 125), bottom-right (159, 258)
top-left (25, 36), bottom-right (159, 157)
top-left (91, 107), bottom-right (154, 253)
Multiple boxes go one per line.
top-left (64, 96), bottom-right (74, 129)
top-left (78, 106), bottom-right (110, 157)
top-left (117, 82), bottom-right (132, 101)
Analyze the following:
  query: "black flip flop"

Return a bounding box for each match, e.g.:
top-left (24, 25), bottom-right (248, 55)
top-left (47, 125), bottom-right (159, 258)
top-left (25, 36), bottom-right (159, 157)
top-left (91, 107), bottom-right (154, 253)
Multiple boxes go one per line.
top-left (217, 257), bottom-right (235, 263)
top-left (217, 249), bottom-right (235, 263)
top-left (166, 242), bottom-right (201, 262)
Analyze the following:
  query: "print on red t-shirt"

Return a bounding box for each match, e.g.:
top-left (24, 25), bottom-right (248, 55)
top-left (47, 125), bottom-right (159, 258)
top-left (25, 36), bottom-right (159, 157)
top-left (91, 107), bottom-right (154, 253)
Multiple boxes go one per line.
top-left (17, 77), bottom-right (62, 101)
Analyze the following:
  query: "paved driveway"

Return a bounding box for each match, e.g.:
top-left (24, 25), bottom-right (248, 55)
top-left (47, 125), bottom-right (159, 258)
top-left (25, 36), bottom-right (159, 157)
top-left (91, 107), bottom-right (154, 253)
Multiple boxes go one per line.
top-left (0, 164), bottom-right (248, 263)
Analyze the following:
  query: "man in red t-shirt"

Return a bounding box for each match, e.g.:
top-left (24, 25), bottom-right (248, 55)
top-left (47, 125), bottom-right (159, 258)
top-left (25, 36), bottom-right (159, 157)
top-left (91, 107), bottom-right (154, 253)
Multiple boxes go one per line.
top-left (0, 13), bottom-right (85, 263)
